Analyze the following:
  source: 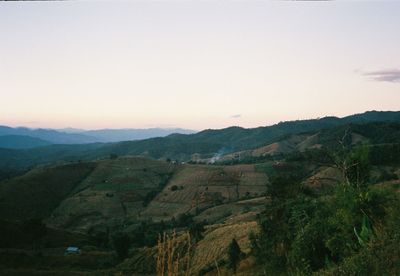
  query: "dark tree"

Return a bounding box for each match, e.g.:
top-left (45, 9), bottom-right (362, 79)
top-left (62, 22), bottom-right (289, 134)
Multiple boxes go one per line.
top-left (345, 146), bottom-right (370, 187)
top-left (109, 153), bottom-right (118, 160)
top-left (112, 232), bottom-right (131, 260)
top-left (228, 238), bottom-right (242, 274)
top-left (188, 221), bottom-right (205, 242)
top-left (170, 185), bottom-right (178, 191)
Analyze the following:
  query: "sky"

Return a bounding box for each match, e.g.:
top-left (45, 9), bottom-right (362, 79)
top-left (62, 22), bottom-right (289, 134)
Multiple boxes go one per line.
top-left (1, 1), bottom-right (399, 131)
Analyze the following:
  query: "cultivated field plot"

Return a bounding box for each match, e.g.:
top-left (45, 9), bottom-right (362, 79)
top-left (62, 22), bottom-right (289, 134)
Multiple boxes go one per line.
top-left (194, 197), bottom-right (267, 224)
top-left (74, 157), bottom-right (174, 192)
top-left (191, 221), bottom-right (258, 274)
top-left (143, 164), bottom-right (268, 220)
top-left (48, 157), bottom-right (176, 231)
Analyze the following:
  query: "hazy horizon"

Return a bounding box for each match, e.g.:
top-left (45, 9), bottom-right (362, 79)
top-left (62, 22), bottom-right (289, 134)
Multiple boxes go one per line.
top-left (1, 109), bottom-right (399, 132)
top-left (1, 1), bottom-right (400, 130)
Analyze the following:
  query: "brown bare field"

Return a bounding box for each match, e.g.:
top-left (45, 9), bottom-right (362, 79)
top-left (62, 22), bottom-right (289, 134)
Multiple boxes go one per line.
top-left (303, 166), bottom-right (343, 189)
top-left (191, 221), bottom-right (258, 274)
top-left (142, 164), bottom-right (268, 220)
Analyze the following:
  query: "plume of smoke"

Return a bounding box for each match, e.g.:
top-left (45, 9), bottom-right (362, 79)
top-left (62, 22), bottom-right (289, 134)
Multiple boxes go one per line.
top-left (209, 148), bottom-right (226, 164)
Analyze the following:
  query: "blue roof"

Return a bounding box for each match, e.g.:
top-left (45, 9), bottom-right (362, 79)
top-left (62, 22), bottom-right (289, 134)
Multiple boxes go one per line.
top-left (66, 247), bottom-right (79, 251)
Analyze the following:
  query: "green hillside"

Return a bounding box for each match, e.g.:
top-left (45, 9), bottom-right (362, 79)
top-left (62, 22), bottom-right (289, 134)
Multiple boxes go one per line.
top-left (0, 135), bottom-right (52, 149)
top-left (0, 143), bottom-right (104, 175)
top-left (0, 162), bottom-right (97, 220)
top-left (196, 122), bottom-right (400, 166)
top-left (1, 111), bottom-right (399, 174)
top-left (97, 113), bottom-right (376, 159)
top-left (1, 114), bottom-right (400, 275)
top-left (0, 155), bottom-right (271, 233)
top-left (48, 157), bottom-right (176, 232)
top-left (0, 140), bottom-right (399, 274)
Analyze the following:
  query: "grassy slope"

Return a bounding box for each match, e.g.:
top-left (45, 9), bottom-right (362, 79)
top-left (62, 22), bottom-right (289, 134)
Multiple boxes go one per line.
top-left (0, 162), bottom-right (97, 220)
top-left (0, 156), bottom-right (271, 274)
top-left (191, 221), bottom-right (258, 273)
top-left (212, 122), bottom-right (400, 164)
top-left (1, 137), bottom-right (400, 275)
top-left (48, 157), bottom-right (175, 232)
top-left (141, 164), bottom-right (268, 221)
top-left (0, 155), bottom-right (270, 232)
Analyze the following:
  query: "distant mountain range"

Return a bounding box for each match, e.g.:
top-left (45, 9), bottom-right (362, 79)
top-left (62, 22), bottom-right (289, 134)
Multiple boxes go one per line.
top-left (0, 110), bottom-right (399, 173)
top-left (0, 126), bottom-right (196, 149)
top-left (72, 128), bottom-right (196, 142)
top-left (0, 126), bottom-right (98, 146)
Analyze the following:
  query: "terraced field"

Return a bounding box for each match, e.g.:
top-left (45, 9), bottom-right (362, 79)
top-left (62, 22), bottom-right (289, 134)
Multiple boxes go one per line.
top-left (191, 221), bottom-right (258, 274)
top-left (0, 156), bottom-right (269, 233)
top-left (47, 157), bottom-right (176, 232)
top-left (0, 155), bottom-right (272, 274)
top-left (142, 164), bottom-right (268, 221)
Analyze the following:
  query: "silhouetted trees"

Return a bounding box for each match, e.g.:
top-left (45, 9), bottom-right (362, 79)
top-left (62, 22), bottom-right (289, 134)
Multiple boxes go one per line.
top-left (228, 238), bottom-right (242, 274)
top-left (112, 232), bottom-right (131, 260)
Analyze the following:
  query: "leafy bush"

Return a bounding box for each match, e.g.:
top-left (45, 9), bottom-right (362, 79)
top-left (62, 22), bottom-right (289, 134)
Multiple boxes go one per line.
top-left (250, 146), bottom-right (398, 274)
top-left (170, 185), bottom-right (178, 191)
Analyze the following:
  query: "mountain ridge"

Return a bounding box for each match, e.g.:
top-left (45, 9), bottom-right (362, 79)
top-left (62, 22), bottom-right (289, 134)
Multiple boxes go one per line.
top-left (0, 111), bottom-right (399, 173)
top-left (0, 135), bottom-right (52, 149)
top-left (0, 126), bottom-right (197, 147)
top-left (0, 126), bottom-right (98, 145)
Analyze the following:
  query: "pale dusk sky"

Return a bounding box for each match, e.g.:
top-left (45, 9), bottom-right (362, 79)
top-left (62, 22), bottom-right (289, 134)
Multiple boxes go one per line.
top-left (1, 1), bottom-right (399, 130)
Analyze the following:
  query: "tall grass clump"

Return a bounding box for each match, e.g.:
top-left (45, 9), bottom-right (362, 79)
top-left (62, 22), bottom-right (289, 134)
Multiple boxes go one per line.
top-left (156, 231), bottom-right (192, 276)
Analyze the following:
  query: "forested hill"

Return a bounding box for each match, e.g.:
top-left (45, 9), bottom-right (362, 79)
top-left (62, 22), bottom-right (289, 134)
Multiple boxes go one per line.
top-left (0, 135), bottom-right (52, 149)
top-left (93, 111), bottom-right (400, 158)
top-left (0, 111), bottom-right (399, 174)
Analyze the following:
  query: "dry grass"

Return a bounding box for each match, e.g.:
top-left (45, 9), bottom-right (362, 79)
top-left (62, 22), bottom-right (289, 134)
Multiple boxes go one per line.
top-left (46, 156), bottom-right (175, 231)
top-left (303, 166), bottom-right (343, 189)
top-left (191, 221), bottom-right (258, 274)
top-left (143, 164), bottom-right (268, 221)
top-left (156, 231), bottom-right (192, 276)
top-left (154, 221), bottom-right (259, 275)
top-left (219, 133), bottom-right (324, 163)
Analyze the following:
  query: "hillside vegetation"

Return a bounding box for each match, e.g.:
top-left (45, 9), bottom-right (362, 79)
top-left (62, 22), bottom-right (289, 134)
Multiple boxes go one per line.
top-left (1, 111), bottom-right (400, 176)
top-left (1, 113), bottom-right (400, 275)
top-left (0, 162), bottom-right (96, 220)
top-left (0, 156), bottom-right (269, 233)
top-left (0, 135), bottom-right (52, 149)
